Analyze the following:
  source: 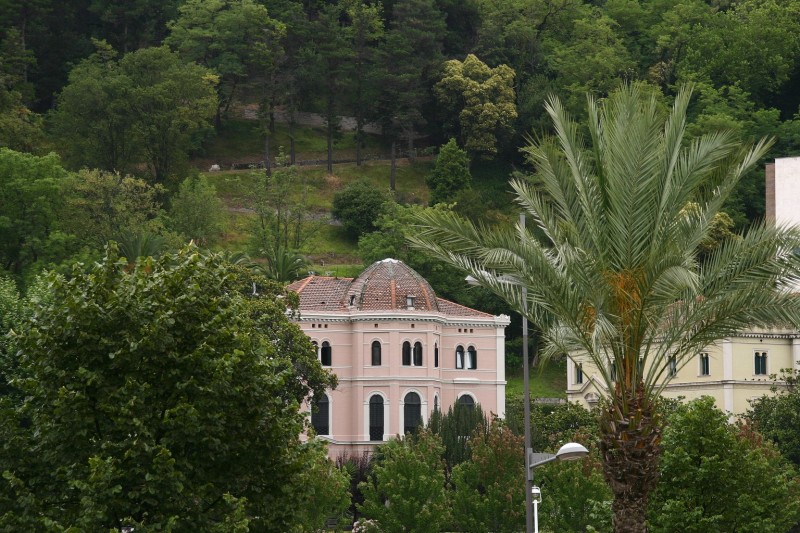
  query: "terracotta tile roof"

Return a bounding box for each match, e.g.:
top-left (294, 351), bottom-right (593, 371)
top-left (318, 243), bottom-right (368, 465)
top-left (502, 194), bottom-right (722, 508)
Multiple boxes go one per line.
top-left (435, 297), bottom-right (494, 318)
top-left (287, 276), bottom-right (353, 311)
top-left (288, 259), bottom-right (496, 319)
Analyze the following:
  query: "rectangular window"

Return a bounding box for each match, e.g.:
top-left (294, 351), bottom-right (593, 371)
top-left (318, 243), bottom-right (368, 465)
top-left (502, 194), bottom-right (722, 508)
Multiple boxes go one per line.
top-left (668, 355), bottom-right (677, 377)
top-left (754, 351), bottom-right (768, 375)
top-left (575, 362), bottom-right (583, 385)
top-left (699, 353), bottom-right (710, 376)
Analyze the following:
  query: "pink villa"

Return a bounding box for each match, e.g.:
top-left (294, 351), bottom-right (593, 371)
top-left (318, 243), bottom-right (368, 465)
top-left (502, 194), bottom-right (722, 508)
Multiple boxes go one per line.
top-left (288, 258), bottom-right (510, 456)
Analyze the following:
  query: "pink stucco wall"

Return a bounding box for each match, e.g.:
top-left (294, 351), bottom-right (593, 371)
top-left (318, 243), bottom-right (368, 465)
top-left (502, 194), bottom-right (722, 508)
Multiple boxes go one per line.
top-left (298, 310), bottom-right (509, 457)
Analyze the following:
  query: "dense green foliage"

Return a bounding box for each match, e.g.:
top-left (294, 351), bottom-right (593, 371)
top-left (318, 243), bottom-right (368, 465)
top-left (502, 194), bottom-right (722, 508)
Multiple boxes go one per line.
top-left (168, 174), bottom-right (226, 245)
top-left (649, 398), bottom-right (800, 533)
top-left (426, 138), bottom-right (472, 205)
top-left (5, 5), bottom-right (800, 529)
top-left (357, 429), bottom-right (450, 533)
top-left (0, 148), bottom-right (67, 275)
top-left (450, 422), bottom-right (526, 532)
top-left (0, 246), bottom-right (343, 531)
top-left (427, 402), bottom-right (489, 472)
top-left (435, 54), bottom-right (517, 158)
top-left (747, 368), bottom-right (800, 467)
top-left (332, 179), bottom-right (393, 238)
top-left (51, 44), bottom-right (217, 183)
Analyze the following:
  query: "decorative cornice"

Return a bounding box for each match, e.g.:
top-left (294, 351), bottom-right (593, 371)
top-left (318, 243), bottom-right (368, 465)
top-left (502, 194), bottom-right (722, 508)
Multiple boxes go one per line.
top-left (293, 310), bottom-right (510, 328)
top-left (733, 332), bottom-right (800, 340)
top-left (334, 376), bottom-right (506, 385)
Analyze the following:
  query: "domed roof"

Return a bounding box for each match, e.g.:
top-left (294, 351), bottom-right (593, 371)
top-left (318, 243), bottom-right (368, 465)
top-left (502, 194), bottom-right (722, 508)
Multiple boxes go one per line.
top-left (288, 258), bottom-right (495, 317)
top-left (348, 258), bottom-right (439, 312)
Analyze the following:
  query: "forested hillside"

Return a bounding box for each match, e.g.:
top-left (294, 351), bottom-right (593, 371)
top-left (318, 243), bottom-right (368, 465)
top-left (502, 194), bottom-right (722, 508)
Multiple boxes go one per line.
top-left (2, 0), bottom-right (800, 286)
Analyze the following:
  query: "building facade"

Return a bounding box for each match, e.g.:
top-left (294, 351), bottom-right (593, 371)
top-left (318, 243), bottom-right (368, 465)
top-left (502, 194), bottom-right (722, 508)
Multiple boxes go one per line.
top-left (567, 329), bottom-right (800, 414)
top-left (288, 258), bottom-right (510, 456)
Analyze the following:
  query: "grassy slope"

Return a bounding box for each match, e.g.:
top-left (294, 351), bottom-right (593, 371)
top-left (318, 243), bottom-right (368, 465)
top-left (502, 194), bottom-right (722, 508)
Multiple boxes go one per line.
top-left (198, 119), bottom-right (389, 165)
top-left (506, 358), bottom-right (567, 399)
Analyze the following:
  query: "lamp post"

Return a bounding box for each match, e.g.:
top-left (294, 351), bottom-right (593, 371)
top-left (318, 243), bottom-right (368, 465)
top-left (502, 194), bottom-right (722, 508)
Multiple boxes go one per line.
top-left (466, 214), bottom-right (589, 533)
top-left (528, 442), bottom-right (590, 533)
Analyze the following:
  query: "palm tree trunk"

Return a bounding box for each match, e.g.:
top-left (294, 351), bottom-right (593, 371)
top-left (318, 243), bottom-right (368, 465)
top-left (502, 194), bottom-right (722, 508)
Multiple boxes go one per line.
top-left (599, 389), bottom-right (662, 533)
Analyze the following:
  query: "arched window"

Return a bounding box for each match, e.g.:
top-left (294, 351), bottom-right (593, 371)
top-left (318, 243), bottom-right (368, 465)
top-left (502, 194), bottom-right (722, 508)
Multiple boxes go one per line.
top-left (434, 395), bottom-right (439, 412)
top-left (413, 342), bottom-right (423, 366)
top-left (320, 341), bottom-right (332, 367)
top-left (369, 395), bottom-right (384, 441)
top-left (434, 343), bottom-right (439, 368)
top-left (311, 394), bottom-right (329, 435)
top-left (467, 346), bottom-right (477, 369)
top-left (371, 340), bottom-right (382, 366)
top-left (402, 341), bottom-right (411, 366)
top-left (458, 395), bottom-right (475, 410)
top-left (404, 392), bottom-right (422, 435)
top-left (575, 362), bottom-right (583, 384)
top-left (455, 345), bottom-right (465, 369)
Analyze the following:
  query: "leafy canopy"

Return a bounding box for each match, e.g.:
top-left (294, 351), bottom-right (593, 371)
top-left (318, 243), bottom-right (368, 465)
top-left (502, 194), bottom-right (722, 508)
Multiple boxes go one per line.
top-left (0, 245), bottom-right (339, 531)
top-left (649, 397), bottom-right (800, 533)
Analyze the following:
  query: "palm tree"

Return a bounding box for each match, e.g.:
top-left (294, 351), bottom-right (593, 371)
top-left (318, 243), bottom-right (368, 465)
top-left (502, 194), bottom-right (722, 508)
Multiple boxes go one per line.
top-left (409, 84), bottom-right (800, 532)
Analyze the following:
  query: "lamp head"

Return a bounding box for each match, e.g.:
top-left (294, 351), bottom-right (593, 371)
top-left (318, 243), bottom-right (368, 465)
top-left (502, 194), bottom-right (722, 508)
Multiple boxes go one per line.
top-left (555, 442), bottom-right (589, 461)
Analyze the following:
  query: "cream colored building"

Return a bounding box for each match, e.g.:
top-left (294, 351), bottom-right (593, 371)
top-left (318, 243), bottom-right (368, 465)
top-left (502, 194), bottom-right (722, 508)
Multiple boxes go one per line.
top-left (569, 156), bottom-right (800, 414)
top-left (567, 329), bottom-right (800, 414)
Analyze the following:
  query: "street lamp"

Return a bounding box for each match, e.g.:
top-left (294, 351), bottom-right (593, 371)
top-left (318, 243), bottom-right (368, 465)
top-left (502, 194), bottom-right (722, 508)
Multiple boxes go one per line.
top-left (466, 214), bottom-right (589, 533)
top-left (528, 443), bottom-right (589, 533)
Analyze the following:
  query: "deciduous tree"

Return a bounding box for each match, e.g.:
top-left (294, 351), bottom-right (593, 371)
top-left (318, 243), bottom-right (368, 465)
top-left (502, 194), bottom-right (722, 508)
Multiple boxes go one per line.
top-left (168, 174), bottom-right (226, 246)
top-left (357, 430), bottom-right (450, 533)
top-left (747, 367), bottom-right (800, 467)
top-left (52, 44), bottom-right (217, 184)
top-left (435, 54), bottom-right (517, 158)
top-left (0, 246), bottom-right (339, 531)
top-left (166, 0), bottom-right (284, 129)
top-left (59, 168), bottom-right (165, 249)
top-left (0, 148), bottom-right (67, 276)
top-left (649, 397), bottom-right (800, 533)
top-left (450, 421), bottom-right (526, 532)
top-left (332, 179), bottom-right (393, 239)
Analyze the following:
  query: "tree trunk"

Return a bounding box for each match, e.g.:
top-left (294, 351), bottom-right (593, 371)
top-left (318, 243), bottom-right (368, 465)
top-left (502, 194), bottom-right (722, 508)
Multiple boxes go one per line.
top-left (20, 8), bottom-right (28, 85)
top-left (407, 129), bottom-right (415, 162)
top-left (264, 134), bottom-right (271, 176)
top-left (356, 128), bottom-right (362, 166)
top-left (390, 141), bottom-right (397, 191)
top-left (289, 112), bottom-right (296, 165)
top-left (599, 388), bottom-right (662, 533)
top-left (327, 125), bottom-right (334, 175)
